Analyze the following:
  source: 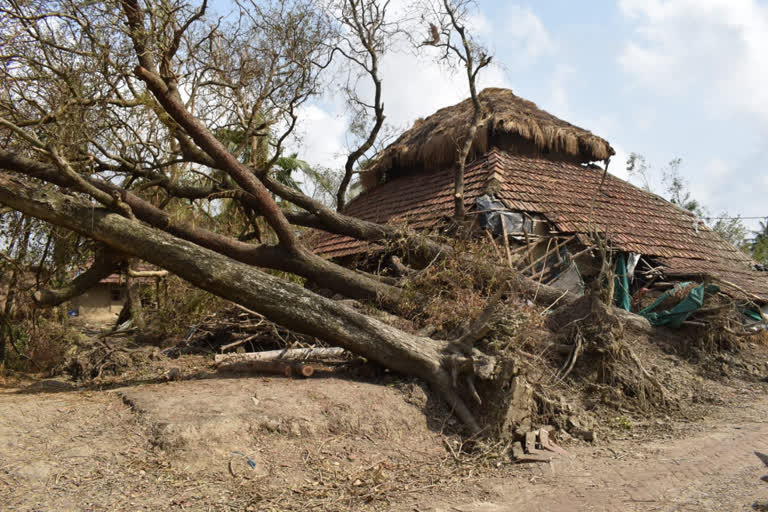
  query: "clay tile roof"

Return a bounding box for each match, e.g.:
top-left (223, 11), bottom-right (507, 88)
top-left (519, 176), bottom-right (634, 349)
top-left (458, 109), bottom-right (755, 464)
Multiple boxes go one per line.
top-left (362, 88), bottom-right (614, 191)
top-left (309, 155), bottom-right (494, 259)
top-left (311, 149), bottom-right (768, 302)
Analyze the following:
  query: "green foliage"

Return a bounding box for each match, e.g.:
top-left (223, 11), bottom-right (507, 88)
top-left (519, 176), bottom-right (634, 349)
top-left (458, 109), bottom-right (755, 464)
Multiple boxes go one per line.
top-left (150, 276), bottom-right (230, 338)
top-left (1, 316), bottom-right (83, 373)
top-left (214, 123), bottom-right (340, 208)
top-left (711, 214), bottom-right (749, 249)
top-left (751, 219), bottom-right (768, 264)
top-left (273, 153), bottom-right (313, 192)
top-left (614, 415), bottom-right (632, 431)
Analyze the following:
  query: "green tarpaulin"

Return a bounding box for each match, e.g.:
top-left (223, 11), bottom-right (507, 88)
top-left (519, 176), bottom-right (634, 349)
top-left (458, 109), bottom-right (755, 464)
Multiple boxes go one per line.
top-left (613, 254), bottom-right (631, 311)
top-left (637, 282), bottom-right (720, 328)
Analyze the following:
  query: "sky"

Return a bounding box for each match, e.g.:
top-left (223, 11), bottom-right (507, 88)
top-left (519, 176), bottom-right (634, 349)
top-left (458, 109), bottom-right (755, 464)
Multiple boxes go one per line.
top-left (225, 0), bottom-right (768, 232)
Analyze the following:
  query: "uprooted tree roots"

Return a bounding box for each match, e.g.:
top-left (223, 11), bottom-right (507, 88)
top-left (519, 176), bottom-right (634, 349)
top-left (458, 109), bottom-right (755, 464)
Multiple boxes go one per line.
top-left (546, 294), bottom-right (668, 411)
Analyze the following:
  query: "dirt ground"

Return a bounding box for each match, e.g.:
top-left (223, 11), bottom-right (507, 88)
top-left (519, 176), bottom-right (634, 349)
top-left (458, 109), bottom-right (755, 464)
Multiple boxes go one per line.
top-left (439, 386), bottom-right (768, 512)
top-left (1, 350), bottom-right (767, 512)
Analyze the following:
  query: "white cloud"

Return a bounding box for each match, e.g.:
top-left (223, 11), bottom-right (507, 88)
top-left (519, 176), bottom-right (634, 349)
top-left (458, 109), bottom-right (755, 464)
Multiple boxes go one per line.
top-left (688, 158), bottom-right (724, 206)
top-left (378, 52), bottom-right (511, 131)
top-left (290, 104), bottom-right (348, 170)
top-left (609, 144), bottom-right (631, 181)
top-left (619, 0), bottom-right (768, 120)
top-left (295, 50), bottom-right (512, 171)
top-left (617, 0), bottom-right (768, 227)
top-left (705, 157), bottom-right (730, 178)
top-left (545, 64), bottom-right (576, 119)
top-left (465, 12), bottom-right (494, 38)
top-left (505, 5), bottom-right (556, 65)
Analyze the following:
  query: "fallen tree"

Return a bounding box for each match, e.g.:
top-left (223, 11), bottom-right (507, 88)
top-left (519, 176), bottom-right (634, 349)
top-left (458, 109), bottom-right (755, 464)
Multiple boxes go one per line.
top-left (0, 0), bottom-right (574, 433)
top-left (0, 173), bottom-right (498, 430)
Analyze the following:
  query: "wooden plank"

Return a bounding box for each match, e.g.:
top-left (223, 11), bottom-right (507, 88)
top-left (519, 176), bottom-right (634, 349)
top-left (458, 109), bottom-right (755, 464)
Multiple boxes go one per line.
top-left (514, 453), bottom-right (553, 464)
top-left (216, 360), bottom-right (318, 378)
top-left (501, 218), bottom-right (513, 268)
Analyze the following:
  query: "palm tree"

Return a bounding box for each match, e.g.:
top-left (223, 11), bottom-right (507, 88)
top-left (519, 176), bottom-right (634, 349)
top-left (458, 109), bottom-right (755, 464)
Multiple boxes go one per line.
top-left (750, 218), bottom-right (768, 264)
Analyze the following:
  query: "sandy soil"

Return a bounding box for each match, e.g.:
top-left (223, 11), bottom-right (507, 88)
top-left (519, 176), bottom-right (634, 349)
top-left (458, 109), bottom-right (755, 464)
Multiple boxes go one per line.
top-left (1, 366), bottom-right (767, 512)
top-left (433, 386), bottom-right (768, 511)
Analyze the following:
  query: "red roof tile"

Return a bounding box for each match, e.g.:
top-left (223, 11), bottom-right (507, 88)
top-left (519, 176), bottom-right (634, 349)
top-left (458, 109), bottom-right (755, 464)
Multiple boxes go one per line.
top-left (311, 149), bottom-right (768, 302)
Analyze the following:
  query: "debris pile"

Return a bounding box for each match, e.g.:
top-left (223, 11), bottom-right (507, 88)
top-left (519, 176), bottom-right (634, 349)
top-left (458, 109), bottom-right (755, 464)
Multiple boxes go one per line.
top-left (511, 426), bottom-right (568, 463)
top-left (162, 305), bottom-right (327, 358)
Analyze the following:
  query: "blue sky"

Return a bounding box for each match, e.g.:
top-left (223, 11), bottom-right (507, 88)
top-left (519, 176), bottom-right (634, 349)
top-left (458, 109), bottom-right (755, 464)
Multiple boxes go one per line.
top-left (228, 0), bottom-right (768, 232)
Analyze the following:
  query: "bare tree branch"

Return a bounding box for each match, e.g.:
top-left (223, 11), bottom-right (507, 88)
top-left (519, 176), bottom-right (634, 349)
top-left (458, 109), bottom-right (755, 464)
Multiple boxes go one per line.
top-left (422, 0), bottom-right (492, 220)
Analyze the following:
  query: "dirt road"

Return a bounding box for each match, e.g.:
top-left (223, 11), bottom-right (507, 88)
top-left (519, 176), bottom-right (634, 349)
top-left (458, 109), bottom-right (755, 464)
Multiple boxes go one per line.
top-left (1, 379), bottom-right (766, 511)
top-left (437, 388), bottom-right (768, 512)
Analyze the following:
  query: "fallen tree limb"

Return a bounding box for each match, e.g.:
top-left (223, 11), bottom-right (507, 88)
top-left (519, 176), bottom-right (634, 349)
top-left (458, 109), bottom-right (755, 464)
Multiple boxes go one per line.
top-left (217, 359), bottom-right (318, 377)
top-left (718, 278), bottom-right (765, 304)
top-left (387, 255), bottom-right (415, 277)
top-left (0, 149), bottom-right (405, 307)
top-left (0, 175), bottom-right (488, 433)
top-left (218, 332), bottom-right (262, 352)
top-left (33, 248), bottom-right (123, 307)
top-left (127, 269), bottom-right (169, 278)
top-left (214, 347), bottom-right (347, 365)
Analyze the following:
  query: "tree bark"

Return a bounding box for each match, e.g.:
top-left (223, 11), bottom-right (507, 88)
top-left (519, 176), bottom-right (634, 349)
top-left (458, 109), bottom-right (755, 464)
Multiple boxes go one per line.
top-left (0, 147), bottom-right (570, 309)
top-left (128, 270), bottom-right (169, 278)
top-left (266, 176), bottom-right (572, 307)
top-left (0, 149), bottom-right (404, 307)
top-left (214, 347), bottom-right (347, 365)
top-left (0, 173), bottom-right (482, 431)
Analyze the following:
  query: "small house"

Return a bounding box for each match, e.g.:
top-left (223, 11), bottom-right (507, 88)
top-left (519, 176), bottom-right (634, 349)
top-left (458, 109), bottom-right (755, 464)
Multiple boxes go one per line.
top-left (71, 262), bottom-right (166, 321)
top-left (311, 88), bottom-right (768, 324)
top-left (70, 271), bottom-right (127, 320)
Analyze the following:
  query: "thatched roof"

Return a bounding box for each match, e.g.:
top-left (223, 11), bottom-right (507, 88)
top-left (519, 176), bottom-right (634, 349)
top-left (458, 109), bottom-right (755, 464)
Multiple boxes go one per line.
top-left (362, 88), bottom-right (614, 189)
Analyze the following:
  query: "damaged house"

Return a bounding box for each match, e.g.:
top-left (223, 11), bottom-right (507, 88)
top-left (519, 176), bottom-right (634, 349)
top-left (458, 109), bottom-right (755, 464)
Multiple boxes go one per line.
top-left (311, 88), bottom-right (768, 331)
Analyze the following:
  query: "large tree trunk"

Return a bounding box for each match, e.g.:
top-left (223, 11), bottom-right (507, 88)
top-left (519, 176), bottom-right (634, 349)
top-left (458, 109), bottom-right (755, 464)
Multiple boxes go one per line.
top-left (0, 148), bottom-right (570, 311)
top-left (0, 149), bottom-right (403, 308)
top-left (0, 174), bottom-right (483, 430)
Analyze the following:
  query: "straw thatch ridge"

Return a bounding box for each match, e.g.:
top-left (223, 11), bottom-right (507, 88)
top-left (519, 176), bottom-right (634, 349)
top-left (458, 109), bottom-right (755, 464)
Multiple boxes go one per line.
top-left (361, 88), bottom-right (614, 190)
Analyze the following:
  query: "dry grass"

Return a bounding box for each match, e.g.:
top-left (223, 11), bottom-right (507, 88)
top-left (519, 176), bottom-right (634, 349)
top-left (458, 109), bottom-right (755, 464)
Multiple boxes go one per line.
top-left (242, 448), bottom-right (481, 511)
top-left (2, 317), bottom-right (85, 374)
top-left (150, 275), bottom-right (230, 337)
top-left (395, 237), bottom-right (504, 334)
